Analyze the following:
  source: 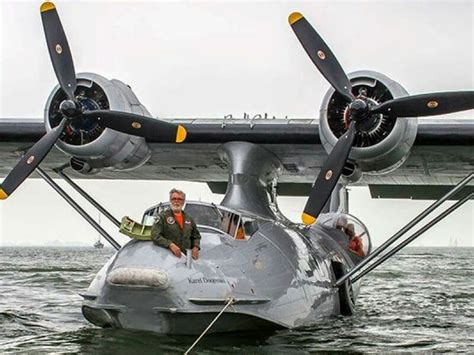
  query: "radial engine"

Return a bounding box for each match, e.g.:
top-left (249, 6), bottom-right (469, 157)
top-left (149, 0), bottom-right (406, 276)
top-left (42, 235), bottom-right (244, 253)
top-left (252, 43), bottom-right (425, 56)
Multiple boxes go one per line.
top-left (44, 73), bottom-right (152, 174)
top-left (319, 70), bottom-right (418, 177)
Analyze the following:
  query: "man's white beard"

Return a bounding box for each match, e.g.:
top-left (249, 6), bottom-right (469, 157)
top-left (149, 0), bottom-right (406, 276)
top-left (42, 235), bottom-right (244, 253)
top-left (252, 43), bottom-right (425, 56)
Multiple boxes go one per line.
top-left (171, 205), bottom-right (182, 213)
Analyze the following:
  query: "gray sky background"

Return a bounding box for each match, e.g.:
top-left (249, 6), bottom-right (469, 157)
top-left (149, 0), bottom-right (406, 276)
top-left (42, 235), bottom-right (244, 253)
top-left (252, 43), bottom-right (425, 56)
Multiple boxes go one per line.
top-left (0, 0), bottom-right (473, 247)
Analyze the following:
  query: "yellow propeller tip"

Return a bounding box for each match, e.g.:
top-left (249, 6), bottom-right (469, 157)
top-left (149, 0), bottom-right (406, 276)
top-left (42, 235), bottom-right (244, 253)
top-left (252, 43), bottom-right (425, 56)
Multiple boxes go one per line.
top-left (176, 125), bottom-right (187, 143)
top-left (40, 2), bottom-right (55, 12)
top-left (0, 188), bottom-right (8, 200)
top-left (302, 213), bottom-right (316, 225)
top-left (289, 12), bottom-right (303, 25)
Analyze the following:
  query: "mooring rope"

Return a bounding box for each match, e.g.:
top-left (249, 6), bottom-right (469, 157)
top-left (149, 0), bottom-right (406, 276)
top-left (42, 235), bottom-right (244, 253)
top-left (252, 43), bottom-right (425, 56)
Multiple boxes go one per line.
top-left (184, 297), bottom-right (235, 355)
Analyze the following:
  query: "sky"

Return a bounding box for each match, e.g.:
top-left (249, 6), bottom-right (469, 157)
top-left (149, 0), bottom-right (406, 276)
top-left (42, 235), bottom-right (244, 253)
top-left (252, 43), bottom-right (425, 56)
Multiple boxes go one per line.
top-left (0, 0), bottom-right (473, 247)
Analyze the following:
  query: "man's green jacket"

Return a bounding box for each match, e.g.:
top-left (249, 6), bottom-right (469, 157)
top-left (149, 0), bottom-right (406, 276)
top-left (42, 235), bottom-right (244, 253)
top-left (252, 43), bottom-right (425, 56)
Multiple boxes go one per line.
top-left (151, 209), bottom-right (201, 252)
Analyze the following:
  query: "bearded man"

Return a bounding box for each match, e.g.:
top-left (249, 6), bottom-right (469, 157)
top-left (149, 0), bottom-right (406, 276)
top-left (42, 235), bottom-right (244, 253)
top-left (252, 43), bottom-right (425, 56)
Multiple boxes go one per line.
top-left (151, 189), bottom-right (201, 259)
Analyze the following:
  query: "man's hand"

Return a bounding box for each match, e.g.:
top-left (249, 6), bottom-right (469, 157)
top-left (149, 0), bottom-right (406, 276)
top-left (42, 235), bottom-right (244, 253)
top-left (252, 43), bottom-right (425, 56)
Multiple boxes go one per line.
top-left (169, 243), bottom-right (182, 257)
top-left (192, 246), bottom-right (199, 260)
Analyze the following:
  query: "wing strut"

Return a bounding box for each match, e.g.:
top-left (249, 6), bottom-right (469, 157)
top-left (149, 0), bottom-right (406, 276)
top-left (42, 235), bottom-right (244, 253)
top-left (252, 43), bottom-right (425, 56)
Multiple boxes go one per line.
top-left (36, 166), bottom-right (121, 250)
top-left (336, 173), bottom-right (473, 287)
top-left (54, 167), bottom-right (121, 228)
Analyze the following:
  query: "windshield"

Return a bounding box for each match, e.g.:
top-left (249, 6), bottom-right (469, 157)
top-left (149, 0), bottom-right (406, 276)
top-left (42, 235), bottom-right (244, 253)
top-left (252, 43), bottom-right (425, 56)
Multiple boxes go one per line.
top-left (141, 201), bottom-right (258, 240)
top-left (183, 203), bottom-right (223, 229)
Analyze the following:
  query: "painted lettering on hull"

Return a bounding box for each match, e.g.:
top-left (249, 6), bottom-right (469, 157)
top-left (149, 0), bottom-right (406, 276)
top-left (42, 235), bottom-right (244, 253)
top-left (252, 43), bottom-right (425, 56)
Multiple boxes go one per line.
top-left (188, 277), bottom-right (226, 284)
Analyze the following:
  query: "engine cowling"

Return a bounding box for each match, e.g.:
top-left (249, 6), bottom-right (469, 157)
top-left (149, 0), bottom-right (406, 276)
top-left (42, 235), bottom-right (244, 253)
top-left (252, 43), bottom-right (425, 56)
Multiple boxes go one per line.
top-left (319, 70), bottom-right (418, 175)
top-left (44, 73), bottom-right (151, 174)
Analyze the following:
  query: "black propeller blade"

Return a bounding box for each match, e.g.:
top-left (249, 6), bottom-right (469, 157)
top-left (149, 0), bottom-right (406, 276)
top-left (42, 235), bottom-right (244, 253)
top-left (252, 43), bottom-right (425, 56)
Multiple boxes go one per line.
top-left (370, 91), bottom-right (474, 118)
top-left (289, 12), bottom-right (354, 102)
top-left (302, 122), bottom-right (357, 225)
top-left (82, 110), bottom-right (187, 142)
top-left (0, 118), bottom-right (67, 200)
top-left (40, 2), bottom-right (76, 100)
top-left (39, 1), bottom-right (186, 143)
top-left (289, 12), bottom-right (473, 224)
top-left (1, 2), bottom-right (189, 200)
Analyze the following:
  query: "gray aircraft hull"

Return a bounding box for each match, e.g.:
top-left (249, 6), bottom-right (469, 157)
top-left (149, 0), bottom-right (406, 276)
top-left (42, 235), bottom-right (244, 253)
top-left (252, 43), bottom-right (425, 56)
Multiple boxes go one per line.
top-left (81, 222), bottom-right (360, 335)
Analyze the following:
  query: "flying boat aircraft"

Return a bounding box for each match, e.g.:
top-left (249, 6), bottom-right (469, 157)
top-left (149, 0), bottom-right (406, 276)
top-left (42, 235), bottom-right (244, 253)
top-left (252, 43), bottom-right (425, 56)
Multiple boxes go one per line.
top-left (0, 2), bottom-right (473, 335)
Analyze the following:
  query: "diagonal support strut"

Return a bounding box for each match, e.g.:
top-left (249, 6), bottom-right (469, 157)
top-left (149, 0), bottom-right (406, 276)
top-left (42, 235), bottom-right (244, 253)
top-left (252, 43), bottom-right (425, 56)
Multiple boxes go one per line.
top-left (36, 167), bottom-right (121, 250)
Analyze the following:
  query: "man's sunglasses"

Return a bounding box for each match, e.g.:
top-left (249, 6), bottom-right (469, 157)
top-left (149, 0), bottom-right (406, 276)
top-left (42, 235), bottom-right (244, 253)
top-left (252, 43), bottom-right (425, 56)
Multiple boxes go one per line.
top-left (171, 197), bottom-right (184, 202)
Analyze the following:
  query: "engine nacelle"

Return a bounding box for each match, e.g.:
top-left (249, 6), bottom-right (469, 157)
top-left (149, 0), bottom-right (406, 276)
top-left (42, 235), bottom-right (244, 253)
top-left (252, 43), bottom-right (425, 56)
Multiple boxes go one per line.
top-left (44, 73), bottom-right (151, 174)
top-left (319, 70), bottom-right (418, 174)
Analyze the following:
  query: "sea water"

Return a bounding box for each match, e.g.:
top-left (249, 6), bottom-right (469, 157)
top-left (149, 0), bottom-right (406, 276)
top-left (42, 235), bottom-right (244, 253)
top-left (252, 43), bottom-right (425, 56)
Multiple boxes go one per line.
top-left (0, 246), bottom-right (472, 353)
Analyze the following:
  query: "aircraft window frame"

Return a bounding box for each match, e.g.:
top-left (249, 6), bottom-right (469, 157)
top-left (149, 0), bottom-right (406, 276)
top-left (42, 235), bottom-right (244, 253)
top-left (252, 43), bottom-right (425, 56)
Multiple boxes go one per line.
top-left (339, 214), bottom-right (372, 257)
top-left (317, 212), bottom-right (372, 257)
top-left (140, 200), bottom-right (257, 240)
top-left (347, 214), bottom-right (372, 255)
top-left (141, 205), bottom-right (160, 225)
top-left (241, 216), bottom-right (258, 239)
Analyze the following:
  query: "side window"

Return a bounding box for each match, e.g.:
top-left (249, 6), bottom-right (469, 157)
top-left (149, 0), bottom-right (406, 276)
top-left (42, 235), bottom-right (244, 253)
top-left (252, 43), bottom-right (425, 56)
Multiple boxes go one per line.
top-left (242, 217), bottom-right (258, 239)
top-left (184, 204), bottom-right (221, 229)
top-left (142, 206), bottom-right (160, 226)
top-left (228, 214), bottom-right (241, 239)
top-left (327, 214), bottom-right (371, 257)
top-left (219, 211), bottom-right (233, 235)
top-left (218, 211), bottom-right (243, 239)
top-left (225, 214), bottom-right (258, 241)
top-left (142, 207), bottom-right (158, 226)
top-left (157, 203), bottom-right (165, 215)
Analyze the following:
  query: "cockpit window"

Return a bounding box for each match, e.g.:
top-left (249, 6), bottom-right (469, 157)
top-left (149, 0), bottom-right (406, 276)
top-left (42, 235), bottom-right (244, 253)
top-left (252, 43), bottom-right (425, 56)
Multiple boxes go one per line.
top-left (142, 207), bottom-right (159, 226)
top-left (182, 203), bottom-right (222, 230)
top-left (141, 201), bottom-right (257, 240)
top-left (241, 217), bottom-right (259, 240)
top-left (317, 213), bottom-right (371, 257)
top-left (218, 211), bottom-right (239, 238)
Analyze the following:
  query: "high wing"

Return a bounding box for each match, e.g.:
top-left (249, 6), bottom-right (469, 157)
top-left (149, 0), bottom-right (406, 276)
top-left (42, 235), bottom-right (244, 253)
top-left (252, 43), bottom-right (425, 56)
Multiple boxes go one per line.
top-left (1, 117), bottom-right (472, 199)
top-left (1, 4), bottom-right (472, 204)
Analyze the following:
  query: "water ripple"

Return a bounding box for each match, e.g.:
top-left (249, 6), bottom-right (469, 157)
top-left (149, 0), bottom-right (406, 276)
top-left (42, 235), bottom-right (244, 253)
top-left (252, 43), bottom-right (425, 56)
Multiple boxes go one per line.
top-left (0, 246), bottom-right (473, 352)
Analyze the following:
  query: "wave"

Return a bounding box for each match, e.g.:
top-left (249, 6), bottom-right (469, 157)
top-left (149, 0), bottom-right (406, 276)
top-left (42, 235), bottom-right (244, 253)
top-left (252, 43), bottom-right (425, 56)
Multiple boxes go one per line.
top-left (0, 267), bottom-right (94, 276)
top-left (0, 311), bottom-right (50, 330)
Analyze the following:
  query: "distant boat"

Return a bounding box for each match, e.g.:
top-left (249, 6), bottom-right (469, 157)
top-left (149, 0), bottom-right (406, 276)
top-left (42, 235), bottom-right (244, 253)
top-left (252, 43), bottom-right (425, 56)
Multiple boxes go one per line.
top-left (449, 236), bottom-right (459, 247)
top-left (94, 238), bottom-right (104, 249)
top-left (94, 213), bottom-right (105, 249)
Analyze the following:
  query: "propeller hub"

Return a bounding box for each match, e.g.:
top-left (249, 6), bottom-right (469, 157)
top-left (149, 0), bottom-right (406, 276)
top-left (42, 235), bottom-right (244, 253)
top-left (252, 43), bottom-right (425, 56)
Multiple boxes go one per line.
top-left (59, 99), bottom-right (82, 118)
top-left (349, 99), bottom-right (369, 121)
